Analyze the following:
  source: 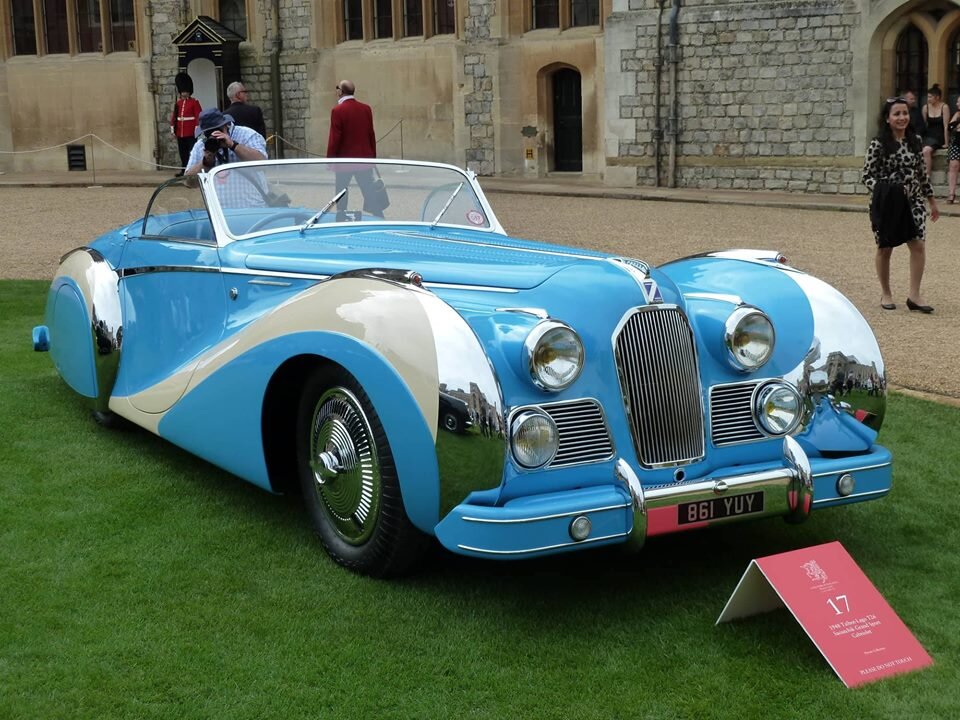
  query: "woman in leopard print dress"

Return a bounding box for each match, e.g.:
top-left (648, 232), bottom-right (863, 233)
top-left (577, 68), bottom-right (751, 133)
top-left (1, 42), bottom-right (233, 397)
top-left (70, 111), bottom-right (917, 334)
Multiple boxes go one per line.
top-left (861, 96), bottom-right (939, 313)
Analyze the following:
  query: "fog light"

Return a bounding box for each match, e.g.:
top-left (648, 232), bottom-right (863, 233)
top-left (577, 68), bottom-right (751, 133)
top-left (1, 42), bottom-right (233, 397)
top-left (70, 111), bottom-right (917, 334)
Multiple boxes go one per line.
top-left (510, 410), bottom-right (559, 468)
top-left (569, 515), bottom-right (592, 541)
top-left (756, 382), bottom-right (802, 435)
top-left (837, 473), bottom-right (855, 497)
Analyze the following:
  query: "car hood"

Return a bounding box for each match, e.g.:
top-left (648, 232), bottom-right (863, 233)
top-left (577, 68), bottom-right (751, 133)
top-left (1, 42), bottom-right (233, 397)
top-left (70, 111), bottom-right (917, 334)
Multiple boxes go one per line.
top-left (232, 227), bottom-right (611, 290)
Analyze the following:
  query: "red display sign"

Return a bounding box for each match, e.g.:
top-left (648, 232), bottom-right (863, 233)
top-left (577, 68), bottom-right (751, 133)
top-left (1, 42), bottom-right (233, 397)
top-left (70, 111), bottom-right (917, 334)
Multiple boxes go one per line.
top-left (717, 541), bottom-right (932, 687)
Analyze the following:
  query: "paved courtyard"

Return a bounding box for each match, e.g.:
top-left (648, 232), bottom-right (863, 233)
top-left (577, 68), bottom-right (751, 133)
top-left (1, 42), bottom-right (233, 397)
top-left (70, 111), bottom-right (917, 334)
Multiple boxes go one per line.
top-left (2, 184), bottom-right (957, 400)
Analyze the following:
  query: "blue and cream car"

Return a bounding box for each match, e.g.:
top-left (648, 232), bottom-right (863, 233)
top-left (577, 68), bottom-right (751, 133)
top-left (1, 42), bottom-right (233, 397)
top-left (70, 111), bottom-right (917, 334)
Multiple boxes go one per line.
top-left (34, 159), bottom-right (891, 576)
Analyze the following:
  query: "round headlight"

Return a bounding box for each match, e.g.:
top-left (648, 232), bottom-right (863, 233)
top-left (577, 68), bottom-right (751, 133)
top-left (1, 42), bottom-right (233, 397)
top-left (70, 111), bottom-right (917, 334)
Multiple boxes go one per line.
top-left (510, 410), bottom-right (559, 468)
top-left (725, 307), bottom-right (775, 371)
top-left (755, 382), bottom-right (802, 435)
top-left (524, 321), bottom-right (584, 391)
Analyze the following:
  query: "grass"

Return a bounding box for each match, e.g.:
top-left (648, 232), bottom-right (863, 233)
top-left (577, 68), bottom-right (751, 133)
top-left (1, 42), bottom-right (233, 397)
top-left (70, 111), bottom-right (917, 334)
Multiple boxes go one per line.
top-left (2, 279), bottom-right (958, 719)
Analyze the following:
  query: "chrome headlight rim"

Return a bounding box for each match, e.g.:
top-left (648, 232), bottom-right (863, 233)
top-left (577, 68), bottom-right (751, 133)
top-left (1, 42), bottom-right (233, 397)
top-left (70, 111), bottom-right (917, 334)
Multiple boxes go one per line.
top-left (524, 320), bottom-right (585, 392)
top-left (510, 408), bottom-right (559, 469)
top-left (754, 381), bottom-right (803, 436)
top-left (724, 306), bottom-right (775, 372)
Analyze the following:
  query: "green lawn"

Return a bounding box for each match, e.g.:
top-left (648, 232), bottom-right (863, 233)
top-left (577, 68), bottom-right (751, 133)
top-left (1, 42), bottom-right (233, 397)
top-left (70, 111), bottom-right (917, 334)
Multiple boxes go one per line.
top-left (1, 280), bottom-right (957, 719)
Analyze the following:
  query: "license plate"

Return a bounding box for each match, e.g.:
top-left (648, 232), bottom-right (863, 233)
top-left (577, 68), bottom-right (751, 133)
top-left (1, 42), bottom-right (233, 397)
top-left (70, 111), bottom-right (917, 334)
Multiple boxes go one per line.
top-left (678, 491), bottom-right (764, 525)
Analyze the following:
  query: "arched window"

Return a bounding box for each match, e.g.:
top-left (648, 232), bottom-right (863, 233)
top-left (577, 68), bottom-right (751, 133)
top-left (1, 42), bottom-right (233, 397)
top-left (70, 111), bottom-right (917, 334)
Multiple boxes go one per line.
top-left (895, 25), bottom-right (927, 96)
top-left (219, 0), bottom-right (247, 39)
top-left (948, 30), bottom-right (960, 101)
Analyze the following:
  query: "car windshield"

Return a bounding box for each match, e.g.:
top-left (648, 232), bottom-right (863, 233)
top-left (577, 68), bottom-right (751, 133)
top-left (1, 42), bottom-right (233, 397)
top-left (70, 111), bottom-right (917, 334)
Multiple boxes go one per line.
top-left (202, 159), bottom-right (494, 238)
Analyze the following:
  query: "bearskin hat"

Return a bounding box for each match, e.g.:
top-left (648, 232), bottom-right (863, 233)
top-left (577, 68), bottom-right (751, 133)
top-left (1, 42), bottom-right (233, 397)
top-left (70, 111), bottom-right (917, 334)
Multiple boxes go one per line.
top-left (175, 72), bottom-right (194, 94)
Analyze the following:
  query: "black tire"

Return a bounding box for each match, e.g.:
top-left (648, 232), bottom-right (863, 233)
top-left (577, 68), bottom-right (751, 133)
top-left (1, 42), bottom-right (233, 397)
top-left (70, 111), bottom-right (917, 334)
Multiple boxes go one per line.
top-left (441, 411), bottom-right (462, 434)
top-left (91, 409), bottom-right (131, 430)
top-left (296, 365), bottom-right (427, 577)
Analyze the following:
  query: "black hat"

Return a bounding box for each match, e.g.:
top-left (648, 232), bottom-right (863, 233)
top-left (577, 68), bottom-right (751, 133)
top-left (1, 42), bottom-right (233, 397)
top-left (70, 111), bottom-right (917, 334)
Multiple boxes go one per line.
top-left (175, 72), bottom-right (194, 94)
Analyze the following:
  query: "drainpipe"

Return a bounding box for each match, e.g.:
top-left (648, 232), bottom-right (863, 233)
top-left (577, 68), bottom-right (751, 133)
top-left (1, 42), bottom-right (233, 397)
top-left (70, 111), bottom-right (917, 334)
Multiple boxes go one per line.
top-left (667, 0), bottom-right (681, 188)
top-left (654, 0), bottom-right (664, 187)
top-left (270, 0), bottom-right (284, 158)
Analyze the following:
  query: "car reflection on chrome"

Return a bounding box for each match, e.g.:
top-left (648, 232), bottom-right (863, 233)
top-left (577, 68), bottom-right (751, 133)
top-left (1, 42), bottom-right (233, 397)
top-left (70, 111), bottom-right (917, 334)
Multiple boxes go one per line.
top-left (439, 391), bottom-right (473, 434)
top-left (34, 158), bottom-right (892, 577)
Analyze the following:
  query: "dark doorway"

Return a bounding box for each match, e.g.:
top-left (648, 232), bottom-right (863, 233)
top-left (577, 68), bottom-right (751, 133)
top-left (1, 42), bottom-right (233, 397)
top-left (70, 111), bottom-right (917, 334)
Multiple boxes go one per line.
top-left (552, 69), bottom-right (583, 171)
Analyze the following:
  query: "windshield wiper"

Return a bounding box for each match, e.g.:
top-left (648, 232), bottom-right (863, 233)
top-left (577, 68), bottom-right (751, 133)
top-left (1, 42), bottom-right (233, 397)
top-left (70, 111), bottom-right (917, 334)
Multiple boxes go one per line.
top-left (299, 189), bottom-right (347, 234)
top-left (430, 183), bottom-right (464, 228)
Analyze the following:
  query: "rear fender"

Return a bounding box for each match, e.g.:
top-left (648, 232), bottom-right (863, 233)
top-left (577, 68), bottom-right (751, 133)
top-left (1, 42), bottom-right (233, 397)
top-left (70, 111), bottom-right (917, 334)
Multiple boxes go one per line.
top-left (45, 248), bottom-right (122, 411)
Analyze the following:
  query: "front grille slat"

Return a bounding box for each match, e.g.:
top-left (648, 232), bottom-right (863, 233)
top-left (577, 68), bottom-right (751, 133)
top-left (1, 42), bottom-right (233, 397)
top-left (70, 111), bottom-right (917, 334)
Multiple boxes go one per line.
top-left (614, 307), bottom-right (705, 467)
top-left (542, 400), bottom-right (615, 468)
top-left (709, 381), bottom-right (764, 445)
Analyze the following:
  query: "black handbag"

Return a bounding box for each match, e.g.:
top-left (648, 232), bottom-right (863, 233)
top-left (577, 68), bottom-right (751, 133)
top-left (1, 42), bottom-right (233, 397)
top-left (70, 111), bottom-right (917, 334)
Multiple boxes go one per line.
top-left (363, 168), bottom-right (390, 216)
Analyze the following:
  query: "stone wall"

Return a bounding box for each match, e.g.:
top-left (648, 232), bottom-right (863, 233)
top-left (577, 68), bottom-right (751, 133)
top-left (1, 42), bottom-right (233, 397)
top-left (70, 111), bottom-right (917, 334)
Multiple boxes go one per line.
top-left (463, 0), bottom-right (497, 175)
top-left (609, 0), bottom-right (868, 192)
top-left (149, 0), bottom-right (312, 168)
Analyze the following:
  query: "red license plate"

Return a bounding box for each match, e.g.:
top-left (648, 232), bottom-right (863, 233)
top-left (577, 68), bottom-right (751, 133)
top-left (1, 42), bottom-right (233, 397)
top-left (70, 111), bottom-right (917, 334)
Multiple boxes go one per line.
top-left (678, 491), bottom-right (764, 525)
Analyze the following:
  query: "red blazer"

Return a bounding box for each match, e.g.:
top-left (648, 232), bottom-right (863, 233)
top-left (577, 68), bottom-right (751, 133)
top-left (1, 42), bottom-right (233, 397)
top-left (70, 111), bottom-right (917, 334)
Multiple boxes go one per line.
top-left (171, 97), bottom-right (202, 139)
top-left (327, 98), bottom-right (376, 158)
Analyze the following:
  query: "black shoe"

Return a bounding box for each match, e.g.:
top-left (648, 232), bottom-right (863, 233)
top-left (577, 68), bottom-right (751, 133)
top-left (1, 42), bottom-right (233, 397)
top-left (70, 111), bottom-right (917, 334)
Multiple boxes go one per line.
top-left (881, 301), bottom-right (897, 310)
top-left (906, 298), bottom-right (934, 313)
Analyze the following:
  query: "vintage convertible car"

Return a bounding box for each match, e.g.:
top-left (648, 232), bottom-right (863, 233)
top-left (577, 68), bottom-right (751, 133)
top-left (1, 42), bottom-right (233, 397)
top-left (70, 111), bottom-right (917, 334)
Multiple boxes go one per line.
top-left (34, 158), bottom-right (891, 576)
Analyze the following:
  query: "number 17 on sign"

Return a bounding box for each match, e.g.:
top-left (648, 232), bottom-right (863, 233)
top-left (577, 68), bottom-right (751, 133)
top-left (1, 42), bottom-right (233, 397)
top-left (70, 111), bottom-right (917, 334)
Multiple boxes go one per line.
top-left (827, 595), bottom-right (850, 615)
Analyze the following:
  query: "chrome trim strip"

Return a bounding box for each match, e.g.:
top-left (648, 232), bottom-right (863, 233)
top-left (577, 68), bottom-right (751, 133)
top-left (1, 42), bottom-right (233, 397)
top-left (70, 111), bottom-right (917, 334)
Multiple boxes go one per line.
top-left (461, 504), bottom-right (630, 524)
top-left (496, 307), bottom-right (549, 319)
top-left (812, 488), bottom-right (889, 505)
top-left (248, 279), bottom-right (293, 287)
top-left (137, 235), bottom-right (217, 247)
top-left (115, 265), bottom-right (520, 293)
top-left (812, 461), bottom-right (891, 478)
top-left (457, 532), bottom-right (629, 555)
top-left (118, 265), bottom-right (220, 278)
top-left (684, 292), bottom-right (743, 305)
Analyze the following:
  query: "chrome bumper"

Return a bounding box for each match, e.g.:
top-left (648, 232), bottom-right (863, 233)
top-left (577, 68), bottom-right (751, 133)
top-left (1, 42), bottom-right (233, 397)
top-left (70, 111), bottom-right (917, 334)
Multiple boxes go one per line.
top-left (616, 436), bottom-right (813, 550)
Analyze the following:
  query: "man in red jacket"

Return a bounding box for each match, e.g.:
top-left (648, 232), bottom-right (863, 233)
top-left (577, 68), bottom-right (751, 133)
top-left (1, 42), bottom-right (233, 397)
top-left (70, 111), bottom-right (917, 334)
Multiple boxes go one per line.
top-left (327, 79), bottom-right (386, 220)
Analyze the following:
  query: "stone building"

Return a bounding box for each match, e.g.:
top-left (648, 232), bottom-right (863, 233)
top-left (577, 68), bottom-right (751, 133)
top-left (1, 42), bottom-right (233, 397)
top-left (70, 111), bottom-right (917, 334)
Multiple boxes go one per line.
top-left (1, 0), bottom-right (958, 193)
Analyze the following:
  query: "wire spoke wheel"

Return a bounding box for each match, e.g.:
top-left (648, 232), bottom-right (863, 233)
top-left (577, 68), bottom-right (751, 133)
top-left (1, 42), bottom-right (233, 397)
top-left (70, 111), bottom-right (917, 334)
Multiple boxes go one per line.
top-left (308, 387), bottom-right (381, 545)
top-left (296, 365), bottom-right (428, 577)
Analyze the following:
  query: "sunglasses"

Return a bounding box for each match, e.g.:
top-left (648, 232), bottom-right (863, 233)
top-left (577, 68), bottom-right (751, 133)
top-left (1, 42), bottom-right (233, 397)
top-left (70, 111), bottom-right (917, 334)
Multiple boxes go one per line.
top-left (886, 96), bottom-right (908, 104)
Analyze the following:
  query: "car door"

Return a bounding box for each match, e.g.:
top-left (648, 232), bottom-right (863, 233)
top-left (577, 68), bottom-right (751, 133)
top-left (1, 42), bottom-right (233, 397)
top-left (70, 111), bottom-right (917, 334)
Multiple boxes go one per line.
top-left (114, 179), bottom-right (228, 414)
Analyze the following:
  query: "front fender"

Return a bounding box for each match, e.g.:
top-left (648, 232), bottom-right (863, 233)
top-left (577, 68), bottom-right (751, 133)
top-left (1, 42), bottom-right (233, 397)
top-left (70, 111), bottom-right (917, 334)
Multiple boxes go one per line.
top-left (158, 330), bottom-right (441, 532)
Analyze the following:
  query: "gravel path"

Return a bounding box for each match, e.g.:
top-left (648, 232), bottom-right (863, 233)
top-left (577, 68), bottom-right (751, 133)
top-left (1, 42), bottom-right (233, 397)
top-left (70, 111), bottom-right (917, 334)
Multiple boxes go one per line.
top-left (3, 186), bottom-right (957, 399)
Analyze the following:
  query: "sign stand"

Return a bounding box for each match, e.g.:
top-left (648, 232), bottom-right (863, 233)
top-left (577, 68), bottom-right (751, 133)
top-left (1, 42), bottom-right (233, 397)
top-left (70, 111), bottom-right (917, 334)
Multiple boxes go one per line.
top-left (717, 541), bottom-right (932, 688)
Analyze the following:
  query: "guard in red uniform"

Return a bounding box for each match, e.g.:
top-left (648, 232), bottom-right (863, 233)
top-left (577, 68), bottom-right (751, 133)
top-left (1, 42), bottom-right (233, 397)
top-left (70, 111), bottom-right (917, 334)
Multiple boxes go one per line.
top-left (170, 72), bottom-right (202, 176)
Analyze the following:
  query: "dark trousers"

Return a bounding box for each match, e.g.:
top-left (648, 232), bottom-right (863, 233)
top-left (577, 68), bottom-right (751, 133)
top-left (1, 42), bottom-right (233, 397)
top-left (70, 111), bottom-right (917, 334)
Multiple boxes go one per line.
top-left (334, 169), bottom-right (380, 220)
top-left (176, 137), bottom-right (195, 172)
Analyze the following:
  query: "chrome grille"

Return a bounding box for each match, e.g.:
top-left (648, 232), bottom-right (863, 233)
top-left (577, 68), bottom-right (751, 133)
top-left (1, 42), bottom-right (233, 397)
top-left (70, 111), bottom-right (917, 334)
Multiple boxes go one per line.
top-left (542, 400), bottom-right (615, 468)
top-left (614, 307), bottom-right (705, 467)
top-left (710, 381), bottom-right (764, 445)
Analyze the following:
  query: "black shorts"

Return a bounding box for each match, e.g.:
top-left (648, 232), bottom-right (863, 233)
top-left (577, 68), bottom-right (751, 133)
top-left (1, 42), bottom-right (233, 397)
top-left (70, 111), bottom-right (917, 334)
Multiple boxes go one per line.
top-left (923, 136), bottom-right (945, 151)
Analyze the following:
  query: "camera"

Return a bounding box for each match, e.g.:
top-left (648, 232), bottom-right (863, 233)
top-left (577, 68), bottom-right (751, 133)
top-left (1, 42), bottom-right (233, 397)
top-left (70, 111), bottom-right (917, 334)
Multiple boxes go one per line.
top-left (204, 135), bottom-right (223, 154)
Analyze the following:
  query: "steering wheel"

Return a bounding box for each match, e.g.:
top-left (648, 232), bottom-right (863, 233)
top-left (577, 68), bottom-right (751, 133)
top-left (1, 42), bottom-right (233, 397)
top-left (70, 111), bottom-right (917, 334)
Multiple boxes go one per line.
top-left (246, 210), bottom-right (316, 233)
top-left (420, 182), bottom-right (466, 222)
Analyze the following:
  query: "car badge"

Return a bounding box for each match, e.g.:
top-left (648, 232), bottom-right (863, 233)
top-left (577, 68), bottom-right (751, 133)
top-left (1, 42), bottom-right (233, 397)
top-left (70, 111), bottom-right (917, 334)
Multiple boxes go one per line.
top-left (641, 278), bottom-right (663, 304)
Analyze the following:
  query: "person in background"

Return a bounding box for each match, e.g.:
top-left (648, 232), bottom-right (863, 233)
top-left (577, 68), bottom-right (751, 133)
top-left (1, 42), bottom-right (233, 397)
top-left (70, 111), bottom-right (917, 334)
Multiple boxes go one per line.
top-left (921, 84), bottom-right (949, 177)
top-left (904, 89), bottom-right (925, 138)
top-left (326, 79), bottom-right (381, 220)
top-left (170, 73), bottom-right (201, 176)
top-left (862, 97), bottom-right (939, 314)
top-left (185, 109), bottom-right (268, 208)
top-left (224, 81), bottom-right (267, 140)
top-left (946, 96), bottom-right (960, 203)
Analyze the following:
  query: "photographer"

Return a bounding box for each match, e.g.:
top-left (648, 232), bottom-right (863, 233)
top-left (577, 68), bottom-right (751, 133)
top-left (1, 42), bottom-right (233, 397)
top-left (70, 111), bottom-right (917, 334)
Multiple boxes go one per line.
top-left (186, 109), bottom-right (267, 172)
top-left (185, 109), bottom-right (269, 208)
